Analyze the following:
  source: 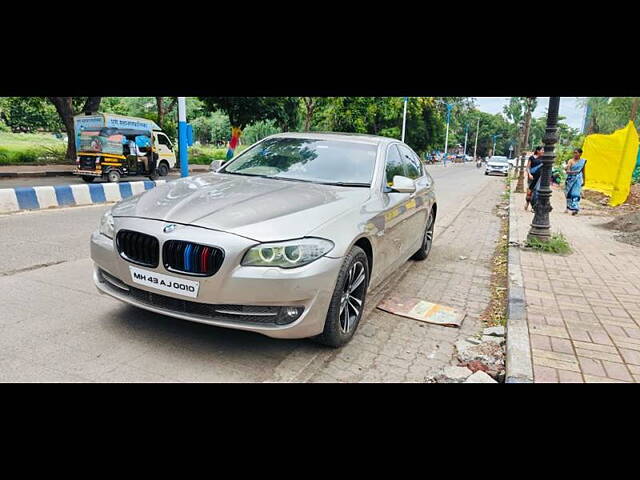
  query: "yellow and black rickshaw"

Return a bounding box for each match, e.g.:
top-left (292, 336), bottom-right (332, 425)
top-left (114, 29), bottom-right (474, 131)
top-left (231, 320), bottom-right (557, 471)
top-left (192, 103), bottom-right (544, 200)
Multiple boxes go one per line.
top-left (73, 113), bottom-right (177, 183)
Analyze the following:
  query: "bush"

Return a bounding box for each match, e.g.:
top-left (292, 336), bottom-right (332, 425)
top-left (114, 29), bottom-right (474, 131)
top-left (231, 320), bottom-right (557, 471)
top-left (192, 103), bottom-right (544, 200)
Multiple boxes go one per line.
top-left (526, 233), bottom-right (572, 255)
top-left (242, 120), bottom-right (280, 145)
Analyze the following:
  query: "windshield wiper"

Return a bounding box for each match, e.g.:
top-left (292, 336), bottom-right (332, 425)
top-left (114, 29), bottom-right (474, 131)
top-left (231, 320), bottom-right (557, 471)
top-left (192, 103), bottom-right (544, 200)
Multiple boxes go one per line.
top-left (317, 181), bottom-right (371, 187)
top-left (223, 171), bottom-right (273, 179)
top-left (272, 177), bottom-right (370, 187)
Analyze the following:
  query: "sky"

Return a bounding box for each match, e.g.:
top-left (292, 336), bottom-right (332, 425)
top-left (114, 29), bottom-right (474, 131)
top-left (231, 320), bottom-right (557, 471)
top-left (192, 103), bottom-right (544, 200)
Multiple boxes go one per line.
top-left (473, 97), bottom-right (586, 130)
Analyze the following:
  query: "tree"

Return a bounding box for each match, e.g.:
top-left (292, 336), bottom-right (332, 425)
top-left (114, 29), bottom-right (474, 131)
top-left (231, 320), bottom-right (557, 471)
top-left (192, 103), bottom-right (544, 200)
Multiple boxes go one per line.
top-left (47, 97), bottom-right (102, 161)
top-left (0, 97), bottom-right (62, 133)
top-left (302, 97), bottom-right (324, 131)
top-left (199, 97), bottom-right (288, 159)
top-left (155, 97), bottom-right (177, 129)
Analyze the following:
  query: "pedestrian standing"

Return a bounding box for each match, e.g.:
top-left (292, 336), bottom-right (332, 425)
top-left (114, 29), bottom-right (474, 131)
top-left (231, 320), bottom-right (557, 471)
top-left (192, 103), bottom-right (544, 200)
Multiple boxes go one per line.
top-left (565, 148), bottom-right (587, 215)
top-left (525, 146), bottom-right (544, 211)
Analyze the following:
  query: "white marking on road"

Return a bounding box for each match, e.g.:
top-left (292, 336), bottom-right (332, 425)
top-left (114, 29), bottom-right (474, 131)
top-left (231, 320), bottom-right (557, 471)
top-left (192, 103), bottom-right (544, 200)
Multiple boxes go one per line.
top-left (34, 186), bottom-right (58, 209)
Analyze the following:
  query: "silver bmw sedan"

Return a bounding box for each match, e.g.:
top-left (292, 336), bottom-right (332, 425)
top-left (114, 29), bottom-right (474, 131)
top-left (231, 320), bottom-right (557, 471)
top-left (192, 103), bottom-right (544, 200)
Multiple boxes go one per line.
top-left (91, 132), bottom-right (437, 347)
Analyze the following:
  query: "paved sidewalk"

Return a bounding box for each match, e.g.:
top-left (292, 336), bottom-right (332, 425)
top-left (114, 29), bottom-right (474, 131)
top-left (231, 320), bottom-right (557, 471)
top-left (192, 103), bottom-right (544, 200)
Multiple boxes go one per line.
top-left (512, 186), bottom-right (640, 383)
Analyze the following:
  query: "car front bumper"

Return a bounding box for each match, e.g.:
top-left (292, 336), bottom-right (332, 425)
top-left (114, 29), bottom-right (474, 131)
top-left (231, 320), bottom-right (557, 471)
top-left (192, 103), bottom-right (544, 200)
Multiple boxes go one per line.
top-left (90, 217), bottom-right (343, 339)
top-left (485, 168), bottom-right (508, 176)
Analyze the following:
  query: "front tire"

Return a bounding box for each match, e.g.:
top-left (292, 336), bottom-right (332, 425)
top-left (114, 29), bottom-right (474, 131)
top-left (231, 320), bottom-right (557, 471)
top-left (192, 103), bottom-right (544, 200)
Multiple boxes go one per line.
top-left (314, 246), bottom-right (369, 348)
top-left (106, 170), bottom-right (121, 183)
top-left (157, 162), bottom-right (169, 177)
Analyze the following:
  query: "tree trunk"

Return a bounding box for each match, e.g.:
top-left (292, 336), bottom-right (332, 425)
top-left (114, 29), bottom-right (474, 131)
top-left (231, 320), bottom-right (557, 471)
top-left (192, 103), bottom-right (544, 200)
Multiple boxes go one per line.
top-left (631, 97), bottom-right (639, 125)
top-left (303, 97), bottom-right (316, 131)
top-left (47, 97), bottom-right (102, 162)
top-left (156, 97), bottom-right (164, 128)
top-left (514, 106), bottom-right (532, 193)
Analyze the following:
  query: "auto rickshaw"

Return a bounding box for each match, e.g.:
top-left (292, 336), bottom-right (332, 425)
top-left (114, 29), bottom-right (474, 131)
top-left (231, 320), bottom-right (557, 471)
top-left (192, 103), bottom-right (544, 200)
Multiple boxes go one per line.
top-left (73, 113), bottom-right (176, 183)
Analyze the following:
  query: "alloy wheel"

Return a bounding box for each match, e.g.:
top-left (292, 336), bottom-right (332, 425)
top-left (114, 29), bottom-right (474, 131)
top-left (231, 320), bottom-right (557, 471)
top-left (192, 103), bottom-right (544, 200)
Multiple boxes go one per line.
top-left (338, 261), bottom-right (366, 334)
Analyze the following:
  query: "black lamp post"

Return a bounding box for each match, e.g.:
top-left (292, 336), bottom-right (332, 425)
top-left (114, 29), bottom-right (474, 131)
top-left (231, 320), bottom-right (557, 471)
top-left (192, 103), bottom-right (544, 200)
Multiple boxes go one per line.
top-left (528, 96), bottom-right (560, 242)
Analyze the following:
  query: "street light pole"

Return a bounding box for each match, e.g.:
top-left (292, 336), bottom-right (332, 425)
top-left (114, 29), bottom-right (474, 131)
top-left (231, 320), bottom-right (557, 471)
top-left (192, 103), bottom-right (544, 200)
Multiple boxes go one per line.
top-left (463, 124), bottom-right (468, 156)
top-left (473, 117), bottom-right (480, 159)
top-left (444, 103), bottom-right (452, 157)
top-left (528, 96), bottom-right (560, 242)
top-left (401, 97), bottom-right (408, 143)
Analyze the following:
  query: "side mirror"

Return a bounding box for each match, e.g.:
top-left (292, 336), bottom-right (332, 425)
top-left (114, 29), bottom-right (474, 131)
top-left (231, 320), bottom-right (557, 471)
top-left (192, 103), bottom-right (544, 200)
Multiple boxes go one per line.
top-left (390, 175), bottom-right (416, 193)
top-left (209, 160), bottom-right (224, 172)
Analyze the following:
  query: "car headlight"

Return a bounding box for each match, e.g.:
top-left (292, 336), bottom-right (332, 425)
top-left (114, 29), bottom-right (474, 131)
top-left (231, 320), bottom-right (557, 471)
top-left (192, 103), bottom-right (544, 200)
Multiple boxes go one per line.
top-left (241, 238), bottom-right (334, 268)
top-left (99, 211), bottom-right (114, 239)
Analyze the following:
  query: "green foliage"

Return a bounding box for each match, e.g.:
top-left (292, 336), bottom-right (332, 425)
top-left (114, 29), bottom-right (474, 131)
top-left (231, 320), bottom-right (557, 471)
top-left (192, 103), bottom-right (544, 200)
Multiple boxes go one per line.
top-left (527, 233), bottom-right (572, 255)
top-left (242, 119), bottom-right (281, 145)
top-left (580, 97), bottom-right (639, 134)
top-left (0, 97), bottom-right (62, 133)
top-left (190, 112), bottom-right (231, 145)
top-left (199, 97), bottom-right (285, 129)
top-left (0, 132), bottom-right (67, 164)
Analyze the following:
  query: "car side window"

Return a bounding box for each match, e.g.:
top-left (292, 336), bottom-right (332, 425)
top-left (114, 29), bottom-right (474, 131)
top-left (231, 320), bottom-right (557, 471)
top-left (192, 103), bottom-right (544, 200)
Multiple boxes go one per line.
top-left (398, 145), bottom-right (422, 180)
top-left (157, 134), bottom-right (173, 150)
top-left (385, 144), bottom-right (405, 187)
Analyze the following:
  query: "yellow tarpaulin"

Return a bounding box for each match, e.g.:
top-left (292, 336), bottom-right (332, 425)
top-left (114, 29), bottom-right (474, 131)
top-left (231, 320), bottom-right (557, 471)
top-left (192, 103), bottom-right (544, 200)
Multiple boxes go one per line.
top-left (583, 121), bottom-right (639, 206)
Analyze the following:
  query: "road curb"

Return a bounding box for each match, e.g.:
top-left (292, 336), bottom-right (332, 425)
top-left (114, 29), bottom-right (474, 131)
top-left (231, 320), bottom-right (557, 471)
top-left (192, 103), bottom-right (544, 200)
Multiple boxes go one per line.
top-left (0, 180), bottom-right (167, 214)
top-left (505, 180), bottom-right (534, 383)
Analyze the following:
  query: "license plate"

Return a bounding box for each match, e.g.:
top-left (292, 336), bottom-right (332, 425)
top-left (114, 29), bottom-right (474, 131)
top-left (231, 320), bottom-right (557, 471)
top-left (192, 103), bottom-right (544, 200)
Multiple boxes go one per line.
top-left (129, 266), bottom-right (200, 299)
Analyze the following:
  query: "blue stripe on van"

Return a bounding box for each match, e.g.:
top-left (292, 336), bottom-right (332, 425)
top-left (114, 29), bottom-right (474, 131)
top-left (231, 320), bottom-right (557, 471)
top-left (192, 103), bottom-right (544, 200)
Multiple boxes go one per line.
top-left (14, 187), bottom-right (39, 210)
top-left (54, 185), bottom-right (75, 206)
top-left (119, 183), bottom-right (133, 198)
top-left (88, 183), bottom-right (106, 203)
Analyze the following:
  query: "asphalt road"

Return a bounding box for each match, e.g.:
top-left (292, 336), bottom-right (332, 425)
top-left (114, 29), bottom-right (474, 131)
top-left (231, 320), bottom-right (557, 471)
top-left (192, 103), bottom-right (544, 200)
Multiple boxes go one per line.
top-left (0, 163), bottom-right (502, 382)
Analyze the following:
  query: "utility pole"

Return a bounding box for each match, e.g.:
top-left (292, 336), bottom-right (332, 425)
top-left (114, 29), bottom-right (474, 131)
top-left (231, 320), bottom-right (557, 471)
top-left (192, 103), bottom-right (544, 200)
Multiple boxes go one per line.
top-left (528, 97), bottom-right (560, 242)
top-left (178, 97), bottom-right (189, 178)
top-left (444, 103), bottom-right (452, 157)
top-left (473, 117), bottom-right (480, 159)
top-left (401, 97), bottom-right (408, 142)
top-left (463, 123), bottom-right (469, 157)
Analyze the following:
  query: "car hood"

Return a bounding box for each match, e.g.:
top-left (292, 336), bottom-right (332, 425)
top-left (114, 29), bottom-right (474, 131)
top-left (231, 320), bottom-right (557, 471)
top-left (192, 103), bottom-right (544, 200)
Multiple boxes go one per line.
top-left (111, 173), bottom-right (370, 241)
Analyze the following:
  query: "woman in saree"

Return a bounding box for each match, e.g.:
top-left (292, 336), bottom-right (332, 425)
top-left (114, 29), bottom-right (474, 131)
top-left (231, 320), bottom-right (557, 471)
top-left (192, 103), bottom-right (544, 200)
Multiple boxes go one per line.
top-left (525, 146), bottom-right (544, 211)
top-left (565, 148), bottom-right (587, 215)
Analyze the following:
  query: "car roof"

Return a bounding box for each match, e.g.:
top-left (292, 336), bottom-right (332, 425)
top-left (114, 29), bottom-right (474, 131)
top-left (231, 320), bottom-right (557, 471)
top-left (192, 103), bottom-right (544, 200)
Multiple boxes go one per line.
top-left (267, 131), bottom-right (397, 146)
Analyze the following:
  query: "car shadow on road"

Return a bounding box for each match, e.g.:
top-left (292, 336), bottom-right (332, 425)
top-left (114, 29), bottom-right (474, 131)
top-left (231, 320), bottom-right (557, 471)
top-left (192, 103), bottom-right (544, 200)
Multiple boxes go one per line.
top-left (104, 303), bottom-right (320, 363)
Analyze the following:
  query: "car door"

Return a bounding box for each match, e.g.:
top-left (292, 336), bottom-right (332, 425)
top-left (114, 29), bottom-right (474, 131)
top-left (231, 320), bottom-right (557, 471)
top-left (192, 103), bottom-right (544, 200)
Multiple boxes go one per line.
top-left (397, 144), bottom-right (432, 252)
top-left (375, 143), bottom-right (419, 277)
top-left (155, 132), bottom-right (176, 167)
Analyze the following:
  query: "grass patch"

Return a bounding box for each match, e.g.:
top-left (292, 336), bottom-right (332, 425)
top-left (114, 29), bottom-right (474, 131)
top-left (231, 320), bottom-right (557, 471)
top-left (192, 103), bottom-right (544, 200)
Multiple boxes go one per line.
top-left (526, 233), bottom-right (572, 255)
top-left (188, 145), bottom-right (249, 165)
top-left (0, 132), bottom-right (68, 165)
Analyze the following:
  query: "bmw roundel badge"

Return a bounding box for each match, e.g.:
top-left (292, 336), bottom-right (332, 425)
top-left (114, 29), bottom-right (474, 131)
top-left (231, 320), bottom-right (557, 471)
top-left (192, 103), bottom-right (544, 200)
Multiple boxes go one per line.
top-left (163, 224), bottom-right (177, 233)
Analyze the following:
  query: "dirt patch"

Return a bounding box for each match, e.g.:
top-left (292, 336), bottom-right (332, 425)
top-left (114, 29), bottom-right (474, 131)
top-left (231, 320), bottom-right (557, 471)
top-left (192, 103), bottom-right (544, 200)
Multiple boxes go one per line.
top-left (602, 212), bottom-right (640, 233)
top-left (613, 233), bottom-right (640, 247)
top-left (582, 184), bottom-right (640, 214)
top-left (480, 195), bottom-right (509, 327)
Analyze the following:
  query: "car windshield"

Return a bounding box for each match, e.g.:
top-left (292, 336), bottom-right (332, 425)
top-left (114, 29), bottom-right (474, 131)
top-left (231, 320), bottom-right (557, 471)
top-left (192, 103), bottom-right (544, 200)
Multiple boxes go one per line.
top-left (221, 137), bottom-right (378, 186)
top-left (491, 157), bottom-right (508, 164)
